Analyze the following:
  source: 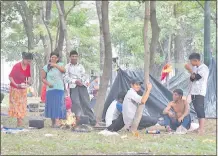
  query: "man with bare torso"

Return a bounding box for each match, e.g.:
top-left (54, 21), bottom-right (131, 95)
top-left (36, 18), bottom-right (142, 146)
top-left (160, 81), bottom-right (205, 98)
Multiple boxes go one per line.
top-left (163, 89), bottom-right (191, 132)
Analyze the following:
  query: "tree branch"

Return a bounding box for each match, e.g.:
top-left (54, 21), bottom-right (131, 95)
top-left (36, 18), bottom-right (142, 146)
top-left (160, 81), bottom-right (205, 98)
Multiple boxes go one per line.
top-left (45, 1), bottom-right (52, 21)
top-left (56, 0), bottom-right (70, 58)
top-left (54, 1), bottom-right (77, 50)
top-left (41, 1), bottom-right (53, 51)
top-left (195, 0), bottom-right (216, 24)
top-left (64, 1), bottom-right (77, 20)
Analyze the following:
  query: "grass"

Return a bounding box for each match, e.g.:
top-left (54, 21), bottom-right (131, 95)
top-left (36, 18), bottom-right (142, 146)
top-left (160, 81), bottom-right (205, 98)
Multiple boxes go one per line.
top-left (1, 94), bottom-right (217, 155)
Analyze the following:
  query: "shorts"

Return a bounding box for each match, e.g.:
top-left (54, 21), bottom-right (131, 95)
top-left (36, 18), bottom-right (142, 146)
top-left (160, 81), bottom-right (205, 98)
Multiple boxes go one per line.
top-left (191, 95), bottom-right (205, 118)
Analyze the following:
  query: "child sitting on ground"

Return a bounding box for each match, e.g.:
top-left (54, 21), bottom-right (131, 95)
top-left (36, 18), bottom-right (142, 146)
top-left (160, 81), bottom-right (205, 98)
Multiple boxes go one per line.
top-left (105, 92), bottom-right (126, 127)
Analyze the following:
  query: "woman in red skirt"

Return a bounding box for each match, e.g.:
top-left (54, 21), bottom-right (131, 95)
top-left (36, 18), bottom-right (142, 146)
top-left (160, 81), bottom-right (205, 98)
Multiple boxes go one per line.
top-left (8, 52), bottom-right (33, 127)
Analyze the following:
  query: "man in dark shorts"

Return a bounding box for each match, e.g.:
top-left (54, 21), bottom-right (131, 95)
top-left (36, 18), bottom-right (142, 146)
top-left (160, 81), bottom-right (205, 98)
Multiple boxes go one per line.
top-left (185, 53), bottom-right (209, 135)
top-left (163, 89), bottom-right (191, 132)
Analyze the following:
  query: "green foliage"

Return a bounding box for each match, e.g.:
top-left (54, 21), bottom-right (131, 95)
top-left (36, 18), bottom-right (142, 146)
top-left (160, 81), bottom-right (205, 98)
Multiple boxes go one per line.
top-left (1, 1), bottom-right (100, 74)
top-left (110, 1), bottom-right (216, 68)
top-left (110, 1), bottom-right (145, 66)
top-left (1, 1), bottom-right (216, 73)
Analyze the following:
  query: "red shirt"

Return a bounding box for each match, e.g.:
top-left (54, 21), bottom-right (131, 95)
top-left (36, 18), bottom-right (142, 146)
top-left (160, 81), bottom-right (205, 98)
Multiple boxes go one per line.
top-left (9, 62), bottom-right (31, 89)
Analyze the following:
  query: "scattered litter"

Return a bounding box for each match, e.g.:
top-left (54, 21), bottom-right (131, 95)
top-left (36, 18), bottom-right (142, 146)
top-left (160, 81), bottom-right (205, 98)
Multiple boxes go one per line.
top-left (98, 130), bottom-right (119, 136)
top-left (121, 135), bottom-right (127, 139)
top-left (175, 125), bottom-right (187, 134)
top-left (188, 123), bottom-right (199, 132)
top-left (44, 134), bottom-right (54, 137)
top-left (146, 130), bottom-right (160, 134)
top-left (202, 139), bottom-right (215, 143)
top-left (28, 127), bottom-right (38, 129)
top-left (1, 113), bottom-right (8, 116)
top-left (1, 127), bottom-right (29, 134)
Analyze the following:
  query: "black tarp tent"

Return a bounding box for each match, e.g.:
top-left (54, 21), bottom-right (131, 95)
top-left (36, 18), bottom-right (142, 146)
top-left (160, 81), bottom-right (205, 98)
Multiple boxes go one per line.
top-left (165, 58), bottom-right (217, 118)
top-left (102, 69), bottom-right (197, 123)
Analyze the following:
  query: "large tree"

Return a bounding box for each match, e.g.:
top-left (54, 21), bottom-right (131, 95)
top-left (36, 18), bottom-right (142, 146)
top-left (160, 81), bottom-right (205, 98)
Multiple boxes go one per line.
top-left (94, 0), bottom-right (113, 122)
top-left (130, 1), bottom-right (150, 134)
top-left (96, 1), bottom-right (105, 71)
top-left (56, 0), bottom-right (70, 60)
top-left (204, 1), bottom-right (211, 66)
top-left (149, 1), bottom-right (160, 71)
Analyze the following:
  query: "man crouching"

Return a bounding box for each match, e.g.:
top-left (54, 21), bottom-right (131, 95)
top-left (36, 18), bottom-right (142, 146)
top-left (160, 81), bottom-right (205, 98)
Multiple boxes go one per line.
top-left (163, 89), bottom-right (191, 132)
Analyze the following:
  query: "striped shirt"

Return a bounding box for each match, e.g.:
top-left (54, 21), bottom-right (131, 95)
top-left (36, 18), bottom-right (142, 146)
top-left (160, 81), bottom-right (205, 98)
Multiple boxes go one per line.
top-left (63, 63), bottom-right (88, 88)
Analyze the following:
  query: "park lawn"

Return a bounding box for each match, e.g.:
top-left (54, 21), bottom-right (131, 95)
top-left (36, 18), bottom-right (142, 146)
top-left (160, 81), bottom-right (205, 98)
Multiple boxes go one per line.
top-left (1, 95), bottom-right (217, 155)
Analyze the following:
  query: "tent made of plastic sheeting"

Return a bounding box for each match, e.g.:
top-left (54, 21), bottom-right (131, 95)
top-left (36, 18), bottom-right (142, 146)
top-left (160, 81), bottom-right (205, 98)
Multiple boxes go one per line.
top-left (164, 58), bottom-right (217, 118)
top-left (102, 69), bottom-right (197, 122)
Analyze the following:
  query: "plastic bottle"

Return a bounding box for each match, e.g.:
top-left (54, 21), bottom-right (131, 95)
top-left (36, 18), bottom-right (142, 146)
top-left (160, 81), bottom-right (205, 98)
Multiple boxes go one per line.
top-left (146, 130), bottom-right (160, 134)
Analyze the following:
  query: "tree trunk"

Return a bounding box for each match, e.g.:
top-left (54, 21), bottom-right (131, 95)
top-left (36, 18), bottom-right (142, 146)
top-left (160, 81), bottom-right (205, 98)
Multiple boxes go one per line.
top-left (96, 1), bottom-right (105, 71)
top-left (174, 34), bottom-right (183, 75)
top-left (130, 1), bottom-right (150, 133)
top-left (94, 0), bottom-right (113, 122)
top-left (37, 64), bottom-right (43, 95)
top-left (204, 1), bottom-right (211, 66)
top-left (41, 1), bottom-right (53, 53)
top-left (173, 4), bottom-right (184, 75)
top-left (56, 1), bottom-right (65, 60)
top-left (45, 1), bottom-right (52, 21)
top-left (56, 1), bottom-right (70, 62)
top-left (166, 35), bottom-right (172, 89)
top-left (16, 1), bottom-right (35, 51)
top-left (149, 1), bottom-right (160, 72)
top-left (39, 1), bottom-right (51, 64)
top-left (168, 35), bottom-right (172, 63)
top-left (55, 2), bottom-right (76, 59)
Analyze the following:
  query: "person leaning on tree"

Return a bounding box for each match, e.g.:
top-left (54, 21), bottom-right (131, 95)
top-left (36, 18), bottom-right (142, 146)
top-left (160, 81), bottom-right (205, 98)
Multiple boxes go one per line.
top-left (122, 78), bottom-right (158, 130)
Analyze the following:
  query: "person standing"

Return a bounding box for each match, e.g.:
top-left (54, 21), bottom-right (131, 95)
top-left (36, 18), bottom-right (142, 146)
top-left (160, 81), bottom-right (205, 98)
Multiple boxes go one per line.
top-left (41, 52), bottom-right (66, 128)
top-left (8, 52), bottom-right (33, 127)
top-left (64, 50), bottom-right (96, 126)
top-left (185, 52), bottom-right (209, 135)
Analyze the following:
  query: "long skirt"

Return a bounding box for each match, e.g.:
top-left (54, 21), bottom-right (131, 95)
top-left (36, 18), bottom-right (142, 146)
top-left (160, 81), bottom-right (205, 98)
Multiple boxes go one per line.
top-left (8, 87), bottom-right (27, 119)
top-left (45, 89), bottom-right (66, 119)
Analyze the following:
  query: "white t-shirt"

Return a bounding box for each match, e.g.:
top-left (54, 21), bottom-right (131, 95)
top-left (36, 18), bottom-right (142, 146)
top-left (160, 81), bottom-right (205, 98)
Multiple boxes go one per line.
top-left (123, 88), bottom-right (142, 128)
top-left (191, 63), bottom-right (209, 96)
top-left (105, 100), bottom-right (121, 127)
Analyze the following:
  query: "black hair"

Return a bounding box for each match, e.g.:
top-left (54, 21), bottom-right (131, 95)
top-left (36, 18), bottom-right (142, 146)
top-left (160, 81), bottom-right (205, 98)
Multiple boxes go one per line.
top-left (22, 52), bottom-right (33, 60)
top-left (173, 89), bottom-right (183, 97)
top-left (50, 52), bottom-right (59, 58)
top-left (117, 91), bottom-right (127, 101)
top-left (189, 53), bottom-right (201, 60)
top-left (70, 50), bottom-right (78, 56)
top-left (92, 76), bottom-right (98, 80)
top-left (47, 52), bottom-right (59, 71)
